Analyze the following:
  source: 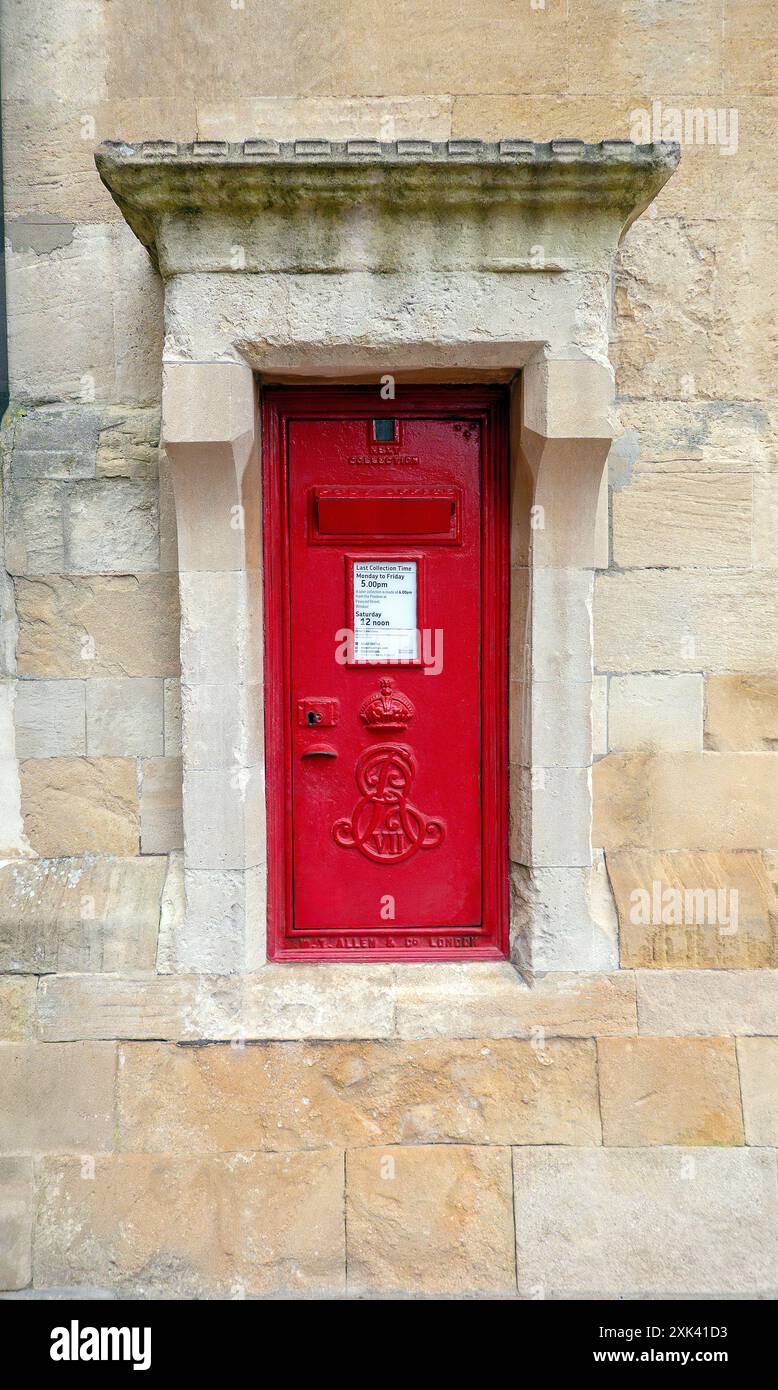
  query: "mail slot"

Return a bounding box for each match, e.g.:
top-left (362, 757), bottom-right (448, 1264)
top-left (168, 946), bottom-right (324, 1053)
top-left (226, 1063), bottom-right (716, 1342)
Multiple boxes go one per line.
top-left (262, 391), bottom-right (509, 963)
top-left (314, 490), bottom-right (458, 542)
top-left (311, 489), bottom-right (461, 542)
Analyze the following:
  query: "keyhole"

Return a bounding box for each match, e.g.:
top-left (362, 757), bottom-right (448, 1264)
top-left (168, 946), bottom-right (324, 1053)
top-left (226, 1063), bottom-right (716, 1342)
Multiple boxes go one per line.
top-left (307, 710), bottom-right (320, 726)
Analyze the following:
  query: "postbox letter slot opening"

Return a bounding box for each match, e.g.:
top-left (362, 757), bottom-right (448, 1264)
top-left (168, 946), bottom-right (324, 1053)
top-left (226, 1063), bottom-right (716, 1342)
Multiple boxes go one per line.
top-left (312, 489), bottom-right (459, 543)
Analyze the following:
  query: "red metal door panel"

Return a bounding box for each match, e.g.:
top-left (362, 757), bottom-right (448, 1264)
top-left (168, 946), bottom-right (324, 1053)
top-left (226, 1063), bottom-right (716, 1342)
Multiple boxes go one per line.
top-left (262, 388), bottom-right (508, 961)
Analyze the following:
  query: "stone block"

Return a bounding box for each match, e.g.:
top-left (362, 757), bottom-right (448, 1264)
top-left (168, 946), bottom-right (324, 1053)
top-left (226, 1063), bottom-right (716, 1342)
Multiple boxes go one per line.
top-left (608, 849), bottom-right (778, 969)
top-left (0, 567), bottom-right (15, 679)
top-left (96, 407), bottom-right (161, 480)
top-left (737, 1038), bottom-right (778, 1146)
top-left (110, 223), bottom-right (165, 408)
top-left (19, 757), bottom-right (139, 855)
top-left (15, 678), bottom-right (86, 758)
top-left (608, 674), bottom-right (703, 752)
top-left (117, 1037), bottom-right (601, 1153)
top-left (162, 360), bottom-right (257, 573)
top-left (182, 765), bottom-right (263, 871)
top-left (598, 1037), bottom-right (744, 1146)
top-left (180, 681), bottom-right (263, 771)
top-left (510, 857), bottom-right (618, 973)
top-left (197, 95), bottom-right (453, 143)
top-left (8, 405), bottom-right (100, 480)
top-left (7, 219), bottom-right (154, 413)
top-left (569, 0), bottom-right (721, 95)
top-left (612, 473), bottom-right (752, 568)
top-left (139, 758), bottom-right (183, 853)
top-left (512, 679), bottom-right (592, 767)
top-left (594, 752), bottom-right (778, 850)
top-left (175, 866), bottom-right (265, 973)
top-left (242, 966), bottom-right (395, 1041)
top-left (86, 677), bottom-right (164, 756)
top-left (613, 217), bottom-right (717, 402)
top-left (163, 679), bottom-right (182, 755)
top-left (595, 569), bottom-right (778, 673)
top-left (721, 0), bottom-right (776, 92)
top-left (705, 675), bottom-right (778, 751)
top-left (617, 396), bottom-right (778, 474)
top-left (637, 969), bottom-right (778, 1036)
top-left (39, 967), bottom-right (393, 1042)
top-left (5, 227), bottom-right (116, 404)
top-left (164, 263), bottom-right (606, 368)
top-left (513, 1147), bottom-right (778, 1298)
top-left (530, 567), bottom-right (594, 683)
top-left (753, 473), bottom-right (778, 569)
top-left (451, 93), bottom-right (628, 145)
top-left (394, 965), bottom-right (637, 1039)
top-left (37, 974), bottom-right (201, 1042)
top-left (16, 574), bottom-right (180, 678)
top-left (347, 1145), bottom-right (515, 1295)
top-left (712, 220), bottom-right (778, 402)
top-left (0, 977), bottom-right (36, 1041)
top-left (0, 1158), bottom-right (33, 1291)
top-left (0, 757), bottom-right (27, 857)
top-left (104, 0), bottom-right (566, 100)
top-left (0, 1042), bottom-right (115, 1153)
top-left (513, 764), bottom-right (592, 869)
top-left (0, 682), bottom-right (15, 758)
top-left (0, 856), bottom-right (165, 974)
top-left (63, 481), bottom-right (159, 573)
top-left (592, 673), bottom-right (608, 756)
top-left (155, 852), bottom-right (184, 974)
top-left (35, 1151), bottom-right (344, 1297)
top-left (2, 1), bottom-right (107, 105)
top-left (179, 571), bottom-right (259, 686)
top-left (4, 479), bottom-right (67, 574)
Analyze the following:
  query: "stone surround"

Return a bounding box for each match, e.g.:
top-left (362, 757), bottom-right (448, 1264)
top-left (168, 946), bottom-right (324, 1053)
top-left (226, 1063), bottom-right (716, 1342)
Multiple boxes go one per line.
top-left (94, 138), bottom-right (678, 989)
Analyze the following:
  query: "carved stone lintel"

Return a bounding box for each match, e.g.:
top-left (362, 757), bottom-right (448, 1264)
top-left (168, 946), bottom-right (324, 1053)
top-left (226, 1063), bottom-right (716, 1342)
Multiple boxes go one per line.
top-left (95, 139), bottom-right (679, 277)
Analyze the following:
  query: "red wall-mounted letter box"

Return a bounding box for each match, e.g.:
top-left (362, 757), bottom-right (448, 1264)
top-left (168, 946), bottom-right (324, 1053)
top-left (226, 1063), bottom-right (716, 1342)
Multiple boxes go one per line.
top-left (262, 388), bottom-right (509, 961)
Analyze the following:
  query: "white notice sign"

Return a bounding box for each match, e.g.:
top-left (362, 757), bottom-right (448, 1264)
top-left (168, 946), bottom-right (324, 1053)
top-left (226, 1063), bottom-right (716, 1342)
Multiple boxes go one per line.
top-left (352, 560), bottom-right (418, 662)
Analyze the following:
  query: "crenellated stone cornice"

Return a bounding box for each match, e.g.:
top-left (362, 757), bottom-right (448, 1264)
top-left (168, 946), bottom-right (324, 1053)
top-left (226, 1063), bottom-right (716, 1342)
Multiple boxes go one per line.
top-left (95, 138), bottom-right (679, 277)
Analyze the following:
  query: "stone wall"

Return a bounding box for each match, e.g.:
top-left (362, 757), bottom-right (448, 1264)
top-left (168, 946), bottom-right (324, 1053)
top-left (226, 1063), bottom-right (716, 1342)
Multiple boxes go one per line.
top-left (2, 979), bottom-right (778, 1296)
top-left (1, 0), bottom-right (777, 1296)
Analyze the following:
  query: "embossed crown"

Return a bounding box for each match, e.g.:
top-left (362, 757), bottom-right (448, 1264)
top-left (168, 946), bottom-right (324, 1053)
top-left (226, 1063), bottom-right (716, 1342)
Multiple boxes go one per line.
top-left (359, 677), bottom-right (415, 731)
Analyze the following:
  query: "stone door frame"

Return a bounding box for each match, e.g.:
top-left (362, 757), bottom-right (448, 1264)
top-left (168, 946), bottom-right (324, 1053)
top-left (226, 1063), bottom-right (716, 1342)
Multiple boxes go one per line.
top-left (96, 138), bottom-right (679, 998)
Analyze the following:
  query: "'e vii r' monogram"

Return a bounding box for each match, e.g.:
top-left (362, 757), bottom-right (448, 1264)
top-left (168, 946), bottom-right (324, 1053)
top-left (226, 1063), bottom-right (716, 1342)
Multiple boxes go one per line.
top-left (333, 743), bottom-right (445, 864)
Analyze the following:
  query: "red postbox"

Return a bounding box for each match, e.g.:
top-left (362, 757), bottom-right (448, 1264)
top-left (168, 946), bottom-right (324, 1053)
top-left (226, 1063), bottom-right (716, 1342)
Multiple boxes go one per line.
top-left (262, 387), bottom-right (509, 960)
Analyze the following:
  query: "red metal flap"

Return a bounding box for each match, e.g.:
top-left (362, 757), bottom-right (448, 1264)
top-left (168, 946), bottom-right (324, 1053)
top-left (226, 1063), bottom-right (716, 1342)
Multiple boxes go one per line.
top-left (315, 491), bottom-right (456, 539)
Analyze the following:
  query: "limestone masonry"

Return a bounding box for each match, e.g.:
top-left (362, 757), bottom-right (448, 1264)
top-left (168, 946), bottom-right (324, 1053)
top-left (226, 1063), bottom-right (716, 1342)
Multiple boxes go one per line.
top-left (1, 0), bottom-right (776, 1299)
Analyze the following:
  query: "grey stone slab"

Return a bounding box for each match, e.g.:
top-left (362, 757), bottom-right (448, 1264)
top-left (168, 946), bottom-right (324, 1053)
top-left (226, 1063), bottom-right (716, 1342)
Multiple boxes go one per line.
top-left (10, 406), bottom-right (101, 481)
top-left (15, 678), bottom-right (86, 758)
top-left (0, 855), bottom-right (165, 974)
top-left (85, 677), bottom-right (164, 756)
top-left (513, 1147), bottom-right (778, 1297)
top-left (637, 969), bottom-right (778, 1036)
top-left (64, 480), bottom-right (159, 574)
top-left (0, 1043), bottom-right (115, 1154)
top-left (0, 1157), bottom-right (33, 1291)
top-left (4, 479), bottom-right (67, 574)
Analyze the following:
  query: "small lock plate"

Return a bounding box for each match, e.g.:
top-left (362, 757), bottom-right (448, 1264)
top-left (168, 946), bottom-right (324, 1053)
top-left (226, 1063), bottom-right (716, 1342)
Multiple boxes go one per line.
top-left (297, 697), bottom-right (340, 729)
